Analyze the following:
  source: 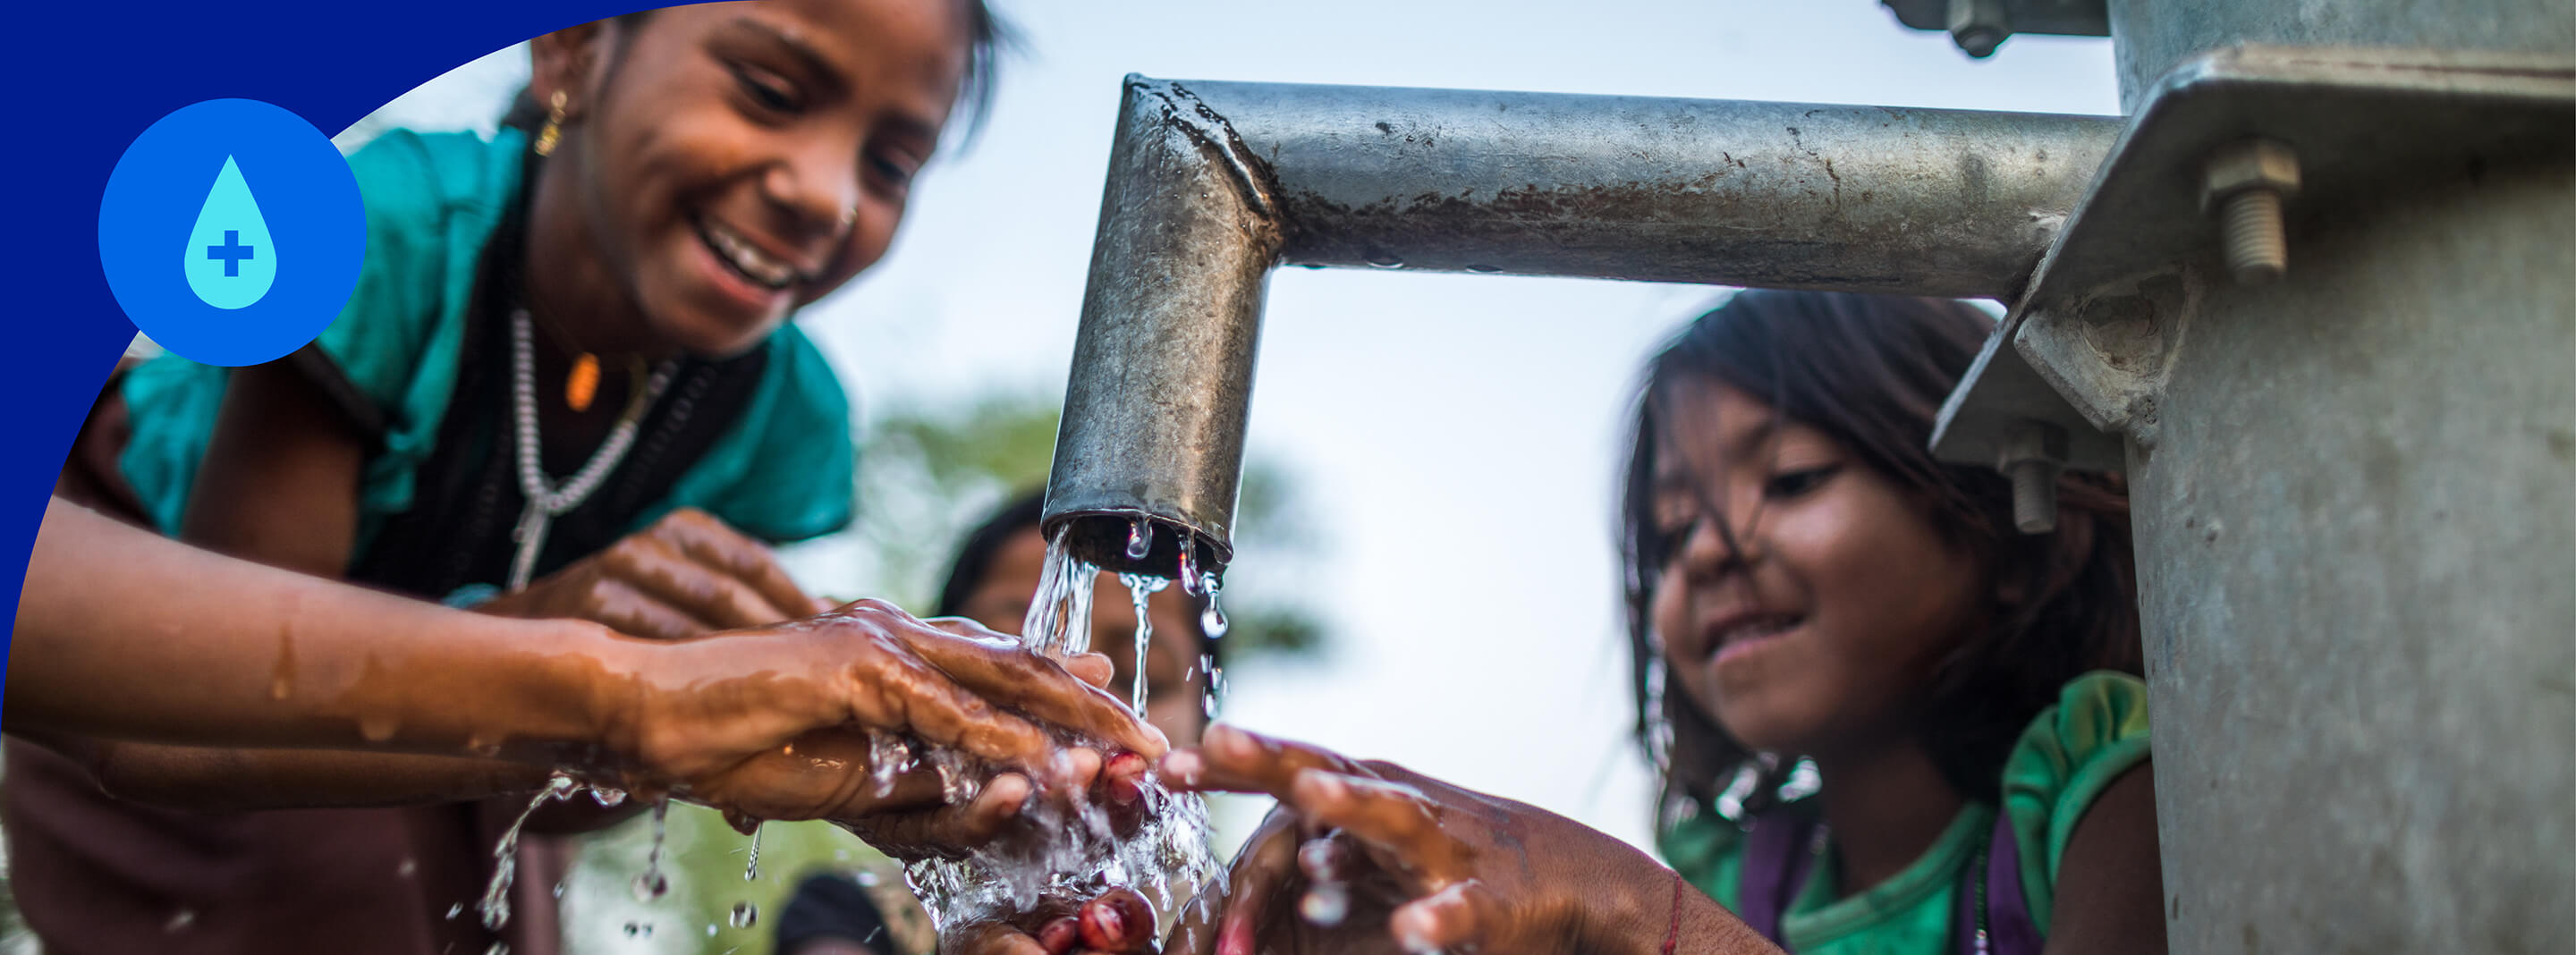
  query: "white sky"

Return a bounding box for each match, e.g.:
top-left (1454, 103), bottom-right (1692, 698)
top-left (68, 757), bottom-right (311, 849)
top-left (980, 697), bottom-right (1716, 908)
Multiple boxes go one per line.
top-left (353, 0), bottom-right (2120, 854)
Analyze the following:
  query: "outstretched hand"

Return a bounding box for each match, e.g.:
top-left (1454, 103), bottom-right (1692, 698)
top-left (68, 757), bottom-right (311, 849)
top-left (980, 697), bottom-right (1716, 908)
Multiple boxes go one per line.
top-left (1154, 725), bottom-right (1775, 955)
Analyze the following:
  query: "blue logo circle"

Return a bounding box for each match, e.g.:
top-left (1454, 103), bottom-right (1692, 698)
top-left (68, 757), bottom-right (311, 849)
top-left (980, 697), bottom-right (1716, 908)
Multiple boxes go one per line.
top-left (98, 99), bottom-right (366, 367)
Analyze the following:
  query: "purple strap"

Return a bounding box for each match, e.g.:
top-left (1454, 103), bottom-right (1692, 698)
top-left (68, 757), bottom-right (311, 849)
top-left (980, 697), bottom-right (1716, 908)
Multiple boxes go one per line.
top-left (1980, 816), bottom-right (2044, 955)
top-left (1737, 811), bottom-right (1818, 945)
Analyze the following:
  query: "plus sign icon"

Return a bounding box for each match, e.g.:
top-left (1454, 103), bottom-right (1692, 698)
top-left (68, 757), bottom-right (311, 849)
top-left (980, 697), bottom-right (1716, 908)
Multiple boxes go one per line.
top-left (98, 99), bottom-right (364, 367)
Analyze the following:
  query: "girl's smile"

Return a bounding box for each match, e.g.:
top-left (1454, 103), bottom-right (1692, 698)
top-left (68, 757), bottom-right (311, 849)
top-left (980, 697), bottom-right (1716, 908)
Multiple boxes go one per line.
top-left (1649, 376), bottom-right (1990, 759)
top-left (526, 0), bottom-right (970, 359)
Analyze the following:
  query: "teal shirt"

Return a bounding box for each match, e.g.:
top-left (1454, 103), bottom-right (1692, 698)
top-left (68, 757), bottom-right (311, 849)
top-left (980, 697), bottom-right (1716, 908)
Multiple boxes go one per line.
top-left (118, 127), bottom-right (854, 562)
top-left (1658, 672), bottom-right (2153, 954)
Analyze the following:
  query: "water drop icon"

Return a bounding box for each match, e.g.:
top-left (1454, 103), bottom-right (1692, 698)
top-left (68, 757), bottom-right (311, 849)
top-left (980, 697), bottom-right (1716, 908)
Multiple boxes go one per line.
top-left (183, 156), bottom-right (276, 309)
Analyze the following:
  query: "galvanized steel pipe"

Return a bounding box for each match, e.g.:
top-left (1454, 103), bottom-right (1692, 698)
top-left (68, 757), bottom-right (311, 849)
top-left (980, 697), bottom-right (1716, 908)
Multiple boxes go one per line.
top-left (1045, 76), bottom-right (2118, 573)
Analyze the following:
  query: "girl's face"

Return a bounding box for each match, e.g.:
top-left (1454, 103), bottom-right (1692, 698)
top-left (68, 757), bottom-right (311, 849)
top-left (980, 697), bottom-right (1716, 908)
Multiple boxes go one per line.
top-left (1648, 376), bottom-right (1989, 761)
top-left (540, 0), bottom-right (969, 356)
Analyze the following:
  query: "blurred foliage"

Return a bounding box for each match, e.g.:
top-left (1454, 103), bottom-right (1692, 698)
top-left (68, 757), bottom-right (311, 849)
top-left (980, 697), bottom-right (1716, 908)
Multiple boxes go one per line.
top-left (849, 390), bottom-right (1328, 661)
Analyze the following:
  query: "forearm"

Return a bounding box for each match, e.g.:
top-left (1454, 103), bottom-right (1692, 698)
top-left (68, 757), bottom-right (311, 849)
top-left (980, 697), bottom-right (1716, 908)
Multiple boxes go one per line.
top-left (10, 498), bottom-right (636, 761)
top-left (1573, 841), bottom-right (1783, 955)
top-left (81, 739), bottom-right (554, 811)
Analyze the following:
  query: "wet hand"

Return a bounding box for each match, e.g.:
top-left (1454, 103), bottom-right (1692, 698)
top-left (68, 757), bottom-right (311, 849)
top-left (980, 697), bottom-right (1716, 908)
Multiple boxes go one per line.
top-left (947, 888), bottom-right (1162, 954)
top-left (1158, 725), bottom-right (1664, 955)
top-left (602, 600), bottom-right (1165, 830)
top-left (480, 507), bottom-right (828, 639)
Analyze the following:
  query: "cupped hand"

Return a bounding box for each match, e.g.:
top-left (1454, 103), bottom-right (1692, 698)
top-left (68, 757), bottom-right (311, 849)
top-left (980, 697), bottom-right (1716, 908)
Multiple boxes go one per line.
top-left (945, 888), bottom-right (1162, 954)
top-left (599, 600), bottom-right (1166, 837)
top-left (1157, 724), bottom-right (1714, 955)
top-left (480, 507), bottom-right (828, 639)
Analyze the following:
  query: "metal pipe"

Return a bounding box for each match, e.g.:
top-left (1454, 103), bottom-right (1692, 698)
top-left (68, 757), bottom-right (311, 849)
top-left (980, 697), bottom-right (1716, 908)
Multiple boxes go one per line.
top-left (1045, 76), bottom-right (2118, 574)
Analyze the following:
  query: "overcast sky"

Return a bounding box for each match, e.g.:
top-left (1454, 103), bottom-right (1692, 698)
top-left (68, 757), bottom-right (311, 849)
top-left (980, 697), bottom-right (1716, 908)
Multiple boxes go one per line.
top-left (353, 0), bottom-right (2121, 854)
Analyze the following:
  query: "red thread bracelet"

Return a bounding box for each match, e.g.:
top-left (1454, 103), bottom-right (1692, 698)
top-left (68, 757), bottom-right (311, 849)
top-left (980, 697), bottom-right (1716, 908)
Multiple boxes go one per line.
top-left (1662, 869), bottom-right (1685, 954)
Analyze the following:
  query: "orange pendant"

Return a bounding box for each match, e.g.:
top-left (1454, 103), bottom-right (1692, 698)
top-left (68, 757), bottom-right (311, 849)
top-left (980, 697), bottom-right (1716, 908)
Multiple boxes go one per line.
top-left (564, 353), bottom-right (601, 412)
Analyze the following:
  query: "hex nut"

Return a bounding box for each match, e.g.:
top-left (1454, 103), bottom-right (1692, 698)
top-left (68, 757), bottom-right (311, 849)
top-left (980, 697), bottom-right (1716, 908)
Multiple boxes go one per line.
top-left (2200, 139), bottom-right (2301, 210)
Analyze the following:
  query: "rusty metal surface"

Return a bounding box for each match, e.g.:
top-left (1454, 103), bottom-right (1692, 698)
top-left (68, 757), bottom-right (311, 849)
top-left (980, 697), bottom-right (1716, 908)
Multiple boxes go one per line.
top-left (1046, 75), bottom-right (2119, 574)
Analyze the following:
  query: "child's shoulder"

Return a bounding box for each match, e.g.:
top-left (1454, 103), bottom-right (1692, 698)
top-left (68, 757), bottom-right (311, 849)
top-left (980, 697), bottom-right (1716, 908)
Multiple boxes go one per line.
top-left (2000, 671), bottom-right (2152, 928)
top-left (344, 127), bottom-right (527, 225)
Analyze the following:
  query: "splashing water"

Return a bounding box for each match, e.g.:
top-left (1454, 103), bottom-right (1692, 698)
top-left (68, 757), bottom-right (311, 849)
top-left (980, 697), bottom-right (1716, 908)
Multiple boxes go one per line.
top-left (1117, 572), bottom-right (1171, 715)
top-left (631, 800), bottom-right (672, 902)
top-left (896, 525), bottom-right (1221, 942)
top-left (730, 901), bottom-right (759, 929)
top-left (478, 774), bottom-right (580, 932)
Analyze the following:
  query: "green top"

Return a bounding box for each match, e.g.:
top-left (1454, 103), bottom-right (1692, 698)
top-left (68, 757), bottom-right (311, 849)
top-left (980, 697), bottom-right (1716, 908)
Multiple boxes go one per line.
top-left (117, 127), bottom-right (854, 557)
top-left (1657, 672), bottom-right (2152, 954)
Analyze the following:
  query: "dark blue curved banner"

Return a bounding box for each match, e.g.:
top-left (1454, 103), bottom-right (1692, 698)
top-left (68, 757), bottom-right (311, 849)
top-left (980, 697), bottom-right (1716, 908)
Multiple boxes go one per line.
top-left (1, 0), bottom-right (658, 703)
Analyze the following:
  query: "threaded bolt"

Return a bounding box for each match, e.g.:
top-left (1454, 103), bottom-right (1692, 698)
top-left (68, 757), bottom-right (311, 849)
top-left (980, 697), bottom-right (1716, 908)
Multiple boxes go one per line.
top-left (2201, 139), bottom-right (2301, 286)
top-left (2219, 189), bottom-right (2287, 284)
top-left (2007, 459), bottom-right (2058, 534)
top-left (1998, 419), bottom-right (2068, 536)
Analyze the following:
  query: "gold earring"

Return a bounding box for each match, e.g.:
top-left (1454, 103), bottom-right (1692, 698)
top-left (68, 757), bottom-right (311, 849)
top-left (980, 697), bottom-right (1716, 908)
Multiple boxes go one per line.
top-left (534, 90), bottom-right (568, 157)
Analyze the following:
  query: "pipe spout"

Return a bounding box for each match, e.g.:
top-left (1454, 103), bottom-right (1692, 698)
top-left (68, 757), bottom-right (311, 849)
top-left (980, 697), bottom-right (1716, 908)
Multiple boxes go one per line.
top-left (1044, 76), bottom-right (2118, 578)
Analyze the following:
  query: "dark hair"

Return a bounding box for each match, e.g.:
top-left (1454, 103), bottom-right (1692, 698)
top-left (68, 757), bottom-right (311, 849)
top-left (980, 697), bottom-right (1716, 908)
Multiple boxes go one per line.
top-left (1617, 290), bottom-right (2139, 820)
top-left (501, 1), bottom-right (1012, 142)
top-left (934, 488), bottom-right (1048, 618)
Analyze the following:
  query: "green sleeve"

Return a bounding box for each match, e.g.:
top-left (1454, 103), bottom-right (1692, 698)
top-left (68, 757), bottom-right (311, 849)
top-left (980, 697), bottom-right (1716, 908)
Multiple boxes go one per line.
top-left (1999, 671), bottom-right (2153, 934)
top-left (115, 129), bottom-right (521, 541)
top-left (302, 129), bottom-right (520, 528)
top-left (648, 325), bottom-right (856, 545)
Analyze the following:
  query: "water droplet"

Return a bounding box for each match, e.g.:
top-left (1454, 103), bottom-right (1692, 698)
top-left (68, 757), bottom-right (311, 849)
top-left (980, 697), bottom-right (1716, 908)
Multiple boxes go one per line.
top-left (1364, 252), bottom-right (1404, 269)
top-left (1200, 573), bottom-right (1229, 638)
top-left (395, 858), bottom-right (419, 878)
top-left (1299, 883), bottom-right (1350, 925)
top-left (1464, 264), bottom-right (1504, 274)
top-left (853, 870), bottom-right (879, 887)
top-left (357, 714), bottom-right (399, 743)
top-left (1177, 544), bottom-right (1200, 596)
top-left (730, 902), bottom-right (759, 929)
top-left (707, 924), bottom-right (719, 937)
top-left (623, 923), bottom-right (640, 938)
top-left (743, 822), bottom-right (763, 882)
top-left (1124, 517), bottom-right (1153, 560)
top-left (551, 881), bottom-right (564, 899)
top-left (445, 903), bottom-right (465, 920)
top-left (589, 786), bottom-right (627, 808)
top-left (485, 943), bottom-right (509, 955)
top-left (183, 156), bottom-right (278, 309)
top-left (164, 909), bottom-right (197, 934)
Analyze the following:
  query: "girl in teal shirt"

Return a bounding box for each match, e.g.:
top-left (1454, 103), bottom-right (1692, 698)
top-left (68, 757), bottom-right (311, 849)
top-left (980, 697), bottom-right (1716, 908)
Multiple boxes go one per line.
top-left (1125, 292), bottom-right (2164, 955)
top-left (21, 4), bottom-right (1023, 954)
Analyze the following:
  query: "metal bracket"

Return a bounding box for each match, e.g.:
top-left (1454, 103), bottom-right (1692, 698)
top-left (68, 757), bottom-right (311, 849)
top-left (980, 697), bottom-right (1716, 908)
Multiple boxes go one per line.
top-left (1932, 45), bottom-right (2576, 472)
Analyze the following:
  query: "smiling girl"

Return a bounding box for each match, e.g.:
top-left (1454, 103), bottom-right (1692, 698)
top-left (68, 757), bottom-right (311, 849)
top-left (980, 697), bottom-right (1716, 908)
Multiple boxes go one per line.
top-left (1113, 291), bottom-right (2162, 955)
top-left (18, 3), bottom-right (1017, 953)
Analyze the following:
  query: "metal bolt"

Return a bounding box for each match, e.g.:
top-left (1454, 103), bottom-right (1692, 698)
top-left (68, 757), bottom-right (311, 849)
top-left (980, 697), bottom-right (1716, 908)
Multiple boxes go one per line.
top-left (1998, 419), bottom-right (2068, 535)
top-left (1946, 0), bottom-right (2011, 58)
top-left (2201, 139), bottom-right (2301, 284)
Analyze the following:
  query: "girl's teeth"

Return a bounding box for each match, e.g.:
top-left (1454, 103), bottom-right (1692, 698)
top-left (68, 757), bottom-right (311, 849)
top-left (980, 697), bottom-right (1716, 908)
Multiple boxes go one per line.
top-left (706, 224), bottom-right (793, 288)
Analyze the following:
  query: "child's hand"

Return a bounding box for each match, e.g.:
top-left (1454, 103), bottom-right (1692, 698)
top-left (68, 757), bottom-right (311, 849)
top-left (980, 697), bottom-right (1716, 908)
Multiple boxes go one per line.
top-left (479, 507), bottom-right (830, 639)
top-left (944, 888), bottom-right (1163, 954)
top-left (597, 601), bottom-right (1167, 836)
top-left (1158, 725), bottom-right (1720, 955)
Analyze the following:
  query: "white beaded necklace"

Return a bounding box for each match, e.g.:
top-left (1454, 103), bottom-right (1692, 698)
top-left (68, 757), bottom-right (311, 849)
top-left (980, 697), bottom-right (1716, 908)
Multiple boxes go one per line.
top-left (507, 308), bottom-right (678, 589)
